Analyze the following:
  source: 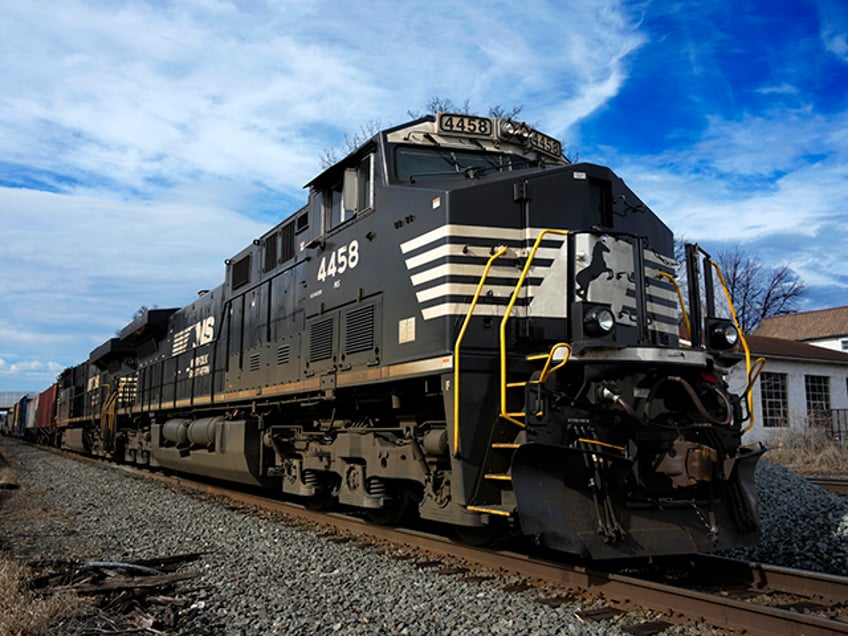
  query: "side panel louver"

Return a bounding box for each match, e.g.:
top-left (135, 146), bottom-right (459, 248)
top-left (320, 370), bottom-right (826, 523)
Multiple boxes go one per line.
top-left (310, 318), bottom-right (334, 362)
top-left (345, 305), bottom-right (374, 355)
top-left (277, 344), bottom-right (290, 365)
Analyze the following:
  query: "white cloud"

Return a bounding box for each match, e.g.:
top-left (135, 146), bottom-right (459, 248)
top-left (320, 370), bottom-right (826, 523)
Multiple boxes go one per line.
top-left (1, 0), bottom-right (647, 391)
top-left (819, 0), bottom-right (848, 62)
top-left (0, 360), bottom-right (63, 376)
top-left (0, 1), bottom-right (643, 199)
top-left (754, 83), bottom-right (799, 95)
top-left (0, 355), bottom-right (63, 392)
top-left (608, 102), bottom-right (848, 302)
top-left (0, 185), bottom-right (269, 377)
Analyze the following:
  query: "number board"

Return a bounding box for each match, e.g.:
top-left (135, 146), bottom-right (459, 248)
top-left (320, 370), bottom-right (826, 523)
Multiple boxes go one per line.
top-left (529, 130), bottom-right (562, 158)
top-left (437, 113), bottom-right (494, 139)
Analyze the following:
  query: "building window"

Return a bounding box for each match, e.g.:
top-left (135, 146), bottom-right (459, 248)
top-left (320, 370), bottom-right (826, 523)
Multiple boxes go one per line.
top-left (805, 374), bottom-right (831, 427)
top-left (760, 372), bottom-right (789, 428)
top-left (841, 338), bottom-right (848, 352)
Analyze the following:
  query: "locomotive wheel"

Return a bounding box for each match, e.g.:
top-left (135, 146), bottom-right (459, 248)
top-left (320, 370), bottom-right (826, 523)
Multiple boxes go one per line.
top-left (366, 486), bottom-right (416, 526)
top-left (453, 518), bottom-right (512, 547)
top-left (305, 490), bottom-right (338, 511)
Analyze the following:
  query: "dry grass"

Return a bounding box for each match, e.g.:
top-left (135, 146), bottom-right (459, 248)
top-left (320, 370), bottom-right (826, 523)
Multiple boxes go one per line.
top-left (763, 428), bottom-right (848, 475)
top-left (0, 444), bottom-right (84, 636)
top-left (0, 557), bottom-right (82, 636)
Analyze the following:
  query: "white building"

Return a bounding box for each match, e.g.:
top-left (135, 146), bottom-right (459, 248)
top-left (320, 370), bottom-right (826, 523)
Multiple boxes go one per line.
top-left (754, 305), bottom-right (848, 353)
top-left (729, 335), bottom-right (848, 444)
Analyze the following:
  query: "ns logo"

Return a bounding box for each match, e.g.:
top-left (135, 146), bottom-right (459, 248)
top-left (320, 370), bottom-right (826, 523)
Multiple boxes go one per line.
top-left (172, 316), bottom-right (216, 356)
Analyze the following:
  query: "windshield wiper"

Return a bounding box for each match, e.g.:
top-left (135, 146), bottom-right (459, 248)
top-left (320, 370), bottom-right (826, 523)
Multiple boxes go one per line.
top-left (407, 167), bottom-right (490, 182)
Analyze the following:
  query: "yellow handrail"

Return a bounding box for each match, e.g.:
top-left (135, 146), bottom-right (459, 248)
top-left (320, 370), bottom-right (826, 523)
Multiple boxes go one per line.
top-left (453, 246), bottom-right (508, 457)
top-left (577, 437), bottom-right (626, 452)
top-left (658, 271), bottom-right (691, 341)
top-left (499, 229), bottom-right (569, 427)
top-left (97, 384), bottom-right (120, 443)
top-left (744, 357), bottom-right (767, 396)
top-left (710, 261), bottom-right (763, 433)
top-left (529, 342), bottom-right (572, 384)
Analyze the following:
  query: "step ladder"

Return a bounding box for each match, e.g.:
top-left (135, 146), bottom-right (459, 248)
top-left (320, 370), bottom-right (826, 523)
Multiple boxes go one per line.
top-left (454, 229), bottom-right (571, 518)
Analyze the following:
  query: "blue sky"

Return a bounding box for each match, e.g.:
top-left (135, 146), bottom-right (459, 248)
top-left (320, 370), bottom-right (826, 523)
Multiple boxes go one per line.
top-left (1, 0), bottom-right (847, 392)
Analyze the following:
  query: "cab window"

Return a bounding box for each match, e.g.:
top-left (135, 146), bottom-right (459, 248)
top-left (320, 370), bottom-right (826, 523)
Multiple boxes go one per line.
top-left (394, 147), bottom-right (532, 183)
top-left (324, 153), bottom-right (374, 232)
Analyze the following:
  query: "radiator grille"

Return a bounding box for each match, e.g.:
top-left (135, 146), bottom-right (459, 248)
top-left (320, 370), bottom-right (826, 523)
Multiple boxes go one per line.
top-left (249, 352), bottom-right (261, 372)
top-left (310, 318), bottom-right (334, 362)
top-left (345, 305), bottom-right (375, 355)
top-left (276, 344), bottom-right (291, 365)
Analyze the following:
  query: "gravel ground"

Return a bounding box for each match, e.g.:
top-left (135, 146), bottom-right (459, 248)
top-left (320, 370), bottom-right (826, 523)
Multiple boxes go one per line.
top-left (722, 459), bottom-right (848, 575)
top-left (0, 438), bottom-right (660, 636)
top-left (1, 437), bottom-right (845, 635)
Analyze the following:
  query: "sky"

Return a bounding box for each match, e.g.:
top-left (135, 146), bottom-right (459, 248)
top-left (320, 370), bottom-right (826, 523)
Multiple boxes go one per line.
top-left (1, 0), bottom-right (847, 392)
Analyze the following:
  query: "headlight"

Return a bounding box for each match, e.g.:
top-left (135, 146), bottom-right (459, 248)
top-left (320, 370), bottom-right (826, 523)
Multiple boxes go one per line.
top-left (709, 321), bottom-right (739, 350)
top-left (500, 120), bottom-right (517, 136)
top-left (584, 306), bottom-right (615, 337)
top-left (500, 120), bottom-right (532, 141)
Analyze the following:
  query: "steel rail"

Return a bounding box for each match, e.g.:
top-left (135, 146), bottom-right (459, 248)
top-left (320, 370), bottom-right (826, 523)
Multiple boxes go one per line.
top-left (808, 476), bottom-right (848, 496)
top-left (38, 444), bottom-right (848, 635)
top-left (130, 466), bottom-right (848, 635)
top-left (689, 553), bottom-right (848, 601)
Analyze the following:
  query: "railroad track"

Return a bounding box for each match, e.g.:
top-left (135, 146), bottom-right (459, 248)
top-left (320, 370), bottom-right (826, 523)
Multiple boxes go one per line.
top-left (116, 463), bottom-right (847, 634)
top-left (41, 445), bottom-right (848, 634)
top-left (808, 476), bottom-right (848, 496)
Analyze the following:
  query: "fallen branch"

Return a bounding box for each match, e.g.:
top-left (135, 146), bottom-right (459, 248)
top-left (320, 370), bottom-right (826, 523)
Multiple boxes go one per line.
top-left (48, 571), bottom-right (200, 595)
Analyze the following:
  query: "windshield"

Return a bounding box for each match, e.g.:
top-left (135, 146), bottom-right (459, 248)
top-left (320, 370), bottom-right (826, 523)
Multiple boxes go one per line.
top-left (395, 147), bottom-right (538, 183)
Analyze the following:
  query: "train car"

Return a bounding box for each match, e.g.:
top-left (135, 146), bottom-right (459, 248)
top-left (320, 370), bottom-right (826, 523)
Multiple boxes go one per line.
top-left (53, 113), bottom-right (765, 559)
top-left (23, 393), bottom-right (39, 441)
top-left (34, 384), bottom-right (58, 446)
top-left (11, 395), bottom-right (32, 438)
top-left (56, 362), bottom-right (89, 452)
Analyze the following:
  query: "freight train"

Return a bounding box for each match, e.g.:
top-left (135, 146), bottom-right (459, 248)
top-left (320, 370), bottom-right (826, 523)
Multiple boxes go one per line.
top-left (17, 113), bottom-right (765, 559)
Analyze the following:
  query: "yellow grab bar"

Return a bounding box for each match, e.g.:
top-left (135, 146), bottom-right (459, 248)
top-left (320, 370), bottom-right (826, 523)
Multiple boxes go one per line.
top-left (744, 356), bottom-right (767, 397)
top-left (710, 261), bottom-right (763, 434)
top-left (453, 246), bottom-right (508, 457)
top-left (658, 271), bottom-right (691, 341)
top-left (530, 342), bottom-right (572, 384)
top-left (577, 437), bottom-right (626, 452)
top-left (500, 229), bottom-right (569, 428)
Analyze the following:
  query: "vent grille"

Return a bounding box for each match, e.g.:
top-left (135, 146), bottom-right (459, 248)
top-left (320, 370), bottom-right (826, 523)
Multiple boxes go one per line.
top-left (280, 221), bottom-right (295, 263)
top-left (345, 305), bottom-right (374, 355)
top-left (277, 344), bottom-right (290, 365)
top-left (249, 352), bottom-right (261, 373)
top-left (310, 318), bottom-right (334, 362)
top-left (232, 254), bottom-right (251, 290)
top-left (263, 234), bottom-right (278, 272)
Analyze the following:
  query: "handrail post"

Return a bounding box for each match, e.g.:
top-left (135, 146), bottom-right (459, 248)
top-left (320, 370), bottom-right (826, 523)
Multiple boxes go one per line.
top-left (710, 260), bottom-right (761, 433)
top-left (499, 229), bottom-right (568, 426)
top-left (452, 246), bottom-right (508, 457)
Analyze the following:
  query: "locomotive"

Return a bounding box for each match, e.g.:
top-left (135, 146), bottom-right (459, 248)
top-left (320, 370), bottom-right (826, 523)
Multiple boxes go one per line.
top-left (47, 113), bottom-right (764, 559)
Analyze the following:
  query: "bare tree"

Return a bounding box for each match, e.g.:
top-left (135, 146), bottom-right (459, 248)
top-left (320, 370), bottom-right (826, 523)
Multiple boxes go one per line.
top-left (320, 119), bottom-right (382, 168)
top-left (322, 99), bottom-right (557, 169)
top-left (715, 247), bottom-right (805, 333)
top-left (407, 97), bottom-right (472, 119)
top-left (407, 97), bottom-right (523, 120)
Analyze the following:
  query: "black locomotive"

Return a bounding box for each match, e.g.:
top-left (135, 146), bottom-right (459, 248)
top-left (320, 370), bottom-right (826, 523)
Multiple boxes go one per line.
top-left (50, 113), bottom-right (764, 559)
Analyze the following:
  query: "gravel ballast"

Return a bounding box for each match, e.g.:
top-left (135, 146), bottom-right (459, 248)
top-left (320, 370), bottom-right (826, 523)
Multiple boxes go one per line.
top-left (0, 439), bottom-right (637, 635)
top-left (1, 437), bottom-right (846, 634)
top-left (723, 460), bottom-right (848, 575)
